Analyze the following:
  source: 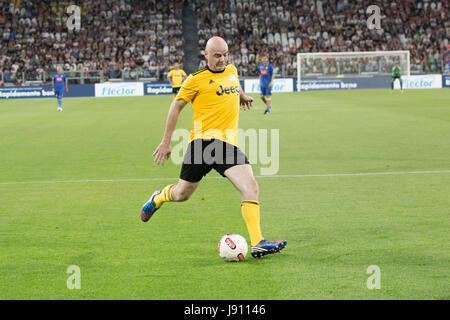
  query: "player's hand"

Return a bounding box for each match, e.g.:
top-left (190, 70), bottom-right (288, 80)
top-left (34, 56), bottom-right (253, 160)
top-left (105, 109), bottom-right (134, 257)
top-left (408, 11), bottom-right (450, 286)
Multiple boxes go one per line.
top-left (65, 86), bottom-right (68, 92)
top-left (240, 95), bottom-right (253, 111)
top-left (153, 142), bottom-right (171, 166)
top-left (52, 88), bottom-right (55, 92)
top-left (268, 82), bottom-right (273, 89)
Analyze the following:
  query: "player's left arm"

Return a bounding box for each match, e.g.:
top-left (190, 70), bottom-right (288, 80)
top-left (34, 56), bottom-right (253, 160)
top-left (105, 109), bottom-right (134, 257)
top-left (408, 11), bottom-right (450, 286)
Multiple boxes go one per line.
top-left (65, 75), bottom-right (68, 92)
top-left (269, 74), bottom-right (275, 88)
top-left (239, 84), bottom-right (253, 111)
top-left (268, 65), bottom-right (275, 88)
top-left (232, 64), bottom-right (252, 110)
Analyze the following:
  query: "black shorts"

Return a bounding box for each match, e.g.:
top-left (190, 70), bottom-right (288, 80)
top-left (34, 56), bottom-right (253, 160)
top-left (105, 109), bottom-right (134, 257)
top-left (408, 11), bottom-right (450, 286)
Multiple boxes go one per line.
top-left (172, 87), bottom-right (181, 94)
top-left (180, 139), bottom-right (250, 183)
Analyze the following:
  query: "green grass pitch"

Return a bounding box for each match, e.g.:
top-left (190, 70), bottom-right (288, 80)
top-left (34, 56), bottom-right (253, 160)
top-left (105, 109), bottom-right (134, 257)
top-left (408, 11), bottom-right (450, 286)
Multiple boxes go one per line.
top-left (0, 89), bottom-right (449, 299)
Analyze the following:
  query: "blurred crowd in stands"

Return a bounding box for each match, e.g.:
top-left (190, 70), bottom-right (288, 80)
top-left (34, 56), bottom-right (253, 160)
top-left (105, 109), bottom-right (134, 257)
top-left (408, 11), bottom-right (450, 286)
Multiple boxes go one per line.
top-left (0, 0), bottom-right (184, 85)
top-left (0, 0), bottom-right (448, 86)
top-left (196, 0), bottom-right (449, 76)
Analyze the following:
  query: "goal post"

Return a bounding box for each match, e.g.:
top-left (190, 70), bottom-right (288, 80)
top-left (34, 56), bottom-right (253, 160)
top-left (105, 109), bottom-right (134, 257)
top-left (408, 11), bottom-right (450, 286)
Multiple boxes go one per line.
top-left (297, 50), bottom-right (410, 91)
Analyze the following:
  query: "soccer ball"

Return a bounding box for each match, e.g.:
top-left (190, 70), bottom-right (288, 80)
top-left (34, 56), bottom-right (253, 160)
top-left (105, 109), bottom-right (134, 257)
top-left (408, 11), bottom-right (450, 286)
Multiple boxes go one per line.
top-left (218, 233), bottom-right (248, 262)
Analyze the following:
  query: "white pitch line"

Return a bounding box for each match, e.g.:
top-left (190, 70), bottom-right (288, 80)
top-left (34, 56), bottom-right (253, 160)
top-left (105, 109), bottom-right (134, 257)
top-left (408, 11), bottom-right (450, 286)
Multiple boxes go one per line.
top-left (254, 170), bottom-right (450, 179)
top-left (0, 170), bottom-right (449, 186)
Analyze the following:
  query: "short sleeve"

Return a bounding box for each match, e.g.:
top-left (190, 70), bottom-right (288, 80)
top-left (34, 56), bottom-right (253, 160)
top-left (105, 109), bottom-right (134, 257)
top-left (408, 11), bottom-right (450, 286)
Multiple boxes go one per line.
top-left (175, 74), bottom-right (198, 102)
top-left (229, 64), bottom-right (239, 80)
top-left (231, 64), bottom-right (238, 75)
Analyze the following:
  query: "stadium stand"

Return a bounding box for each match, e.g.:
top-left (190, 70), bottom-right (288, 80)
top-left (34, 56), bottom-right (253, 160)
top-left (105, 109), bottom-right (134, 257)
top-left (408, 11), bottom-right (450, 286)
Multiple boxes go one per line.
top-left (195, 0), bottom-right (449, 77)
top-left (0, 0), bottom-right (448, 85)
top-left (0, 0), bottom-right (184, 85)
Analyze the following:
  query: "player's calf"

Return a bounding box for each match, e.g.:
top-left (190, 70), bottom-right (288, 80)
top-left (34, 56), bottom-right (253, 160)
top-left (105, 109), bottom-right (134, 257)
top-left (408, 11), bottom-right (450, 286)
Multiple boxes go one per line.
top-left (260, 95), bottom-right (267, 104)
top-left (262, 96), bottom-right (272, 114)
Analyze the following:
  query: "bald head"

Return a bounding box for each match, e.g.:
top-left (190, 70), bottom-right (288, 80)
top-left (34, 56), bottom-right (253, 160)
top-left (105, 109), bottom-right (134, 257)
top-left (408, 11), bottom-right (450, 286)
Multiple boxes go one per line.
top-left (57, 65), bottom-right (63, 74)
top-left (204, 36), bottom-right (228, 72)
top-left (205, 36), bottom-right (228, 53)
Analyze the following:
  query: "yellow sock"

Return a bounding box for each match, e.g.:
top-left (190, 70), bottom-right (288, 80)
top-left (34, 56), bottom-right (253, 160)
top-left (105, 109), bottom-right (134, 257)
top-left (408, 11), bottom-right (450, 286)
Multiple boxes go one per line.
top-left (154, 184), bottom-right (175, 209)
top-left (241, 200), bottom-right (264, 246)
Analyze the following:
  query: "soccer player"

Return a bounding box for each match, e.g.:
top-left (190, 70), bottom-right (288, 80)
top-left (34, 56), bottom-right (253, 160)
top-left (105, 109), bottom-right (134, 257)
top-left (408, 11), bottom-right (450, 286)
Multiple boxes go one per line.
top-left (167, 62), bottom-right (187, 98)
top-left (391, 62), bottom-right (403, 91)
top-left (141, 36), bottom-right (287, 258)
top-left (258, 55), bottom-right (275, 114)
top-left (52, 65), bottom-right (68, 111)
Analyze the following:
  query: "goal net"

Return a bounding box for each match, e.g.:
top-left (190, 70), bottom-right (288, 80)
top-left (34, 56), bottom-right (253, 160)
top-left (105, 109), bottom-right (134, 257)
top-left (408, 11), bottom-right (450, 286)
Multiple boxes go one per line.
top-left (296, 51), bottom-right (410, 91)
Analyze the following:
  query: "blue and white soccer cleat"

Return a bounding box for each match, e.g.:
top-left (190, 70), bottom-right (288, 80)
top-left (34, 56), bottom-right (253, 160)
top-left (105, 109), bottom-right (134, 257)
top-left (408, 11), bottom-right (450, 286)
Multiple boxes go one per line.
top-left (140, 190), bottom-right (161, 222)
top-left (251, 239), bottom-right (287, 258)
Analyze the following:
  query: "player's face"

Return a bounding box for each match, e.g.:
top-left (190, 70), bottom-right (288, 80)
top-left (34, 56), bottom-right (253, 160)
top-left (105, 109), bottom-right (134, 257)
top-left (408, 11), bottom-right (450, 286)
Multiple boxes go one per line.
top-left (261, 56), bottom-right (268, 64)
top-left (57, 66), bottom-right (62, 73)
top-left (206, 49), bottom-right (228, 72)
top-left (174, 63), bottom-right (179, 69)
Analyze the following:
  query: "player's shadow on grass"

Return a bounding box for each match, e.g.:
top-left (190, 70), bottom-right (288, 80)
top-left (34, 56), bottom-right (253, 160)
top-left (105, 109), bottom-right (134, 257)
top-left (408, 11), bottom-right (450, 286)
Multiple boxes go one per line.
top-left (198, 251), bottom-right (290, 268)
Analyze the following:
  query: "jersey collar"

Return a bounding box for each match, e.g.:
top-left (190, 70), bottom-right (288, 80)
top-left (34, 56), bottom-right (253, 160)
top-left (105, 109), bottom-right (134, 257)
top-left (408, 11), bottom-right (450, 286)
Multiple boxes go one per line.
top-left (206, 65), bottom-right (226, 74)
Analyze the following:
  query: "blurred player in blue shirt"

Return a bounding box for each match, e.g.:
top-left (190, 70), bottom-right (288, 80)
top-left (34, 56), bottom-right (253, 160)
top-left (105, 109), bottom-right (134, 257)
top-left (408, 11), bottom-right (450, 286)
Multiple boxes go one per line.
top-left (258, 55), bottom-right (275, 114)
top-left (52, 65), bottom-right (68, 112)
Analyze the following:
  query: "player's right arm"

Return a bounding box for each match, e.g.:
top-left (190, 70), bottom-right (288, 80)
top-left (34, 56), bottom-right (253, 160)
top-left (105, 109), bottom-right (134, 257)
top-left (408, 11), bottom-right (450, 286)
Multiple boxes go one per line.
top-left (154, 74), bottom-right (198, 165)
top-left (153, 74), bottom-right (198, 165)
top-left (153, 98), bottom-right (188, 166)
top-left (167, 71), bottom-right (173, 86)
top-left (51, 75), bottom-right (55, 92)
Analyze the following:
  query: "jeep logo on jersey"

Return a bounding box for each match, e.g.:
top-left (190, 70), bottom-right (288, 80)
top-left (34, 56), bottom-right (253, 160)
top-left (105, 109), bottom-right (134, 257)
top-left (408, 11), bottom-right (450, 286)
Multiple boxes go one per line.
top-left (56, 77), bottom-right (63, 81)
top-left (216, 85), bottom-right (239, 96)
top-left (225, 237), bottom-right (237, 250)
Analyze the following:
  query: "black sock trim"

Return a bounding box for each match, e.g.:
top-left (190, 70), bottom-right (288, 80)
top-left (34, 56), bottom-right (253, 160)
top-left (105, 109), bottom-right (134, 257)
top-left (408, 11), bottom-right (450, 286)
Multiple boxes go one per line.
top-left (241, 200), bottom-right (259, 206)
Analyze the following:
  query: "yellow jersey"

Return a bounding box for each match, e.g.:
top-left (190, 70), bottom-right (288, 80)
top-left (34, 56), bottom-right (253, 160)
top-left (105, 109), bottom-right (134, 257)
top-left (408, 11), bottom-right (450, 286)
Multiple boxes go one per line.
top-left (176, 64), bottom-right (241, 146)
top-left (167, 69), bottom-right (187, 88)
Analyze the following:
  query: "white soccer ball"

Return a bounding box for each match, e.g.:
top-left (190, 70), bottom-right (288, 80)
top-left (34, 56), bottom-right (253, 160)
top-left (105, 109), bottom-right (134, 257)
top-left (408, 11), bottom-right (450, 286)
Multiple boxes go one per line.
top-left (218, 233), bottom-right (248, 262)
